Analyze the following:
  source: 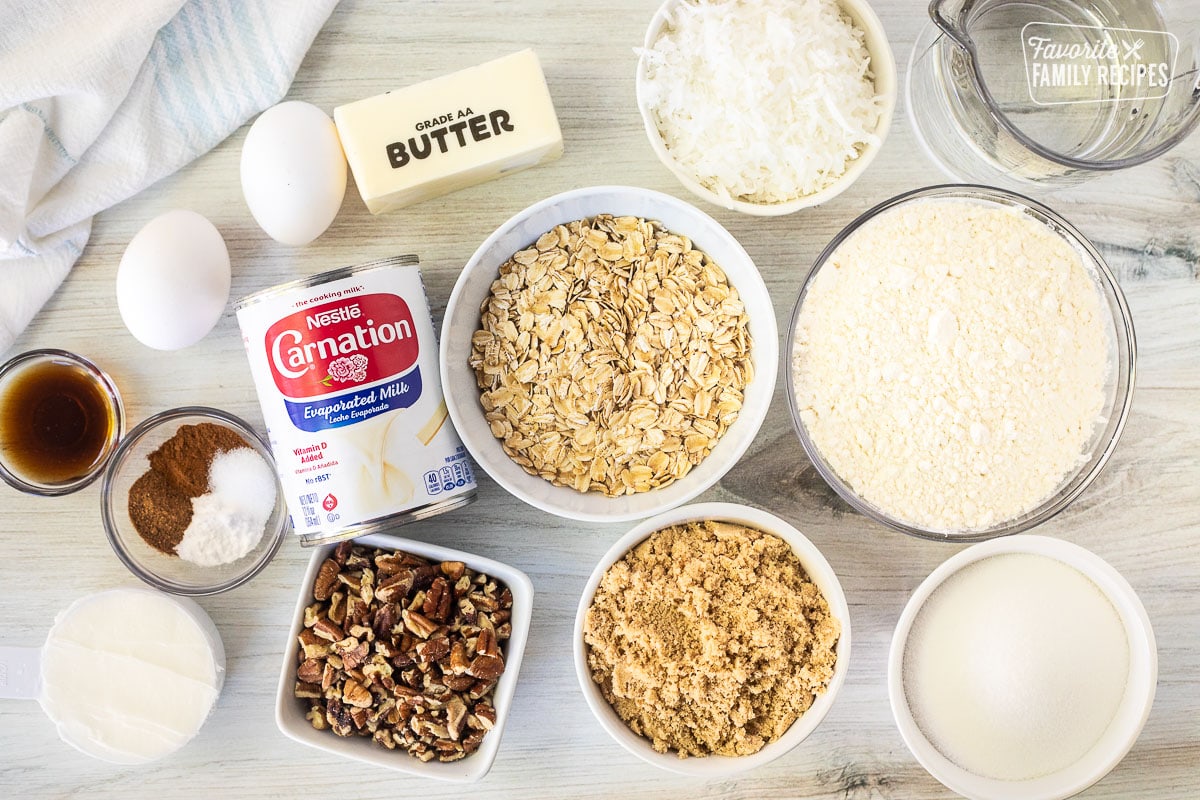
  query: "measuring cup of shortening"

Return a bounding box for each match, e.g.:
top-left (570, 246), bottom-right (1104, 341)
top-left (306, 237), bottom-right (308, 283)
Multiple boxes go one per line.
top-left (907, 0), bottom-right (1200, 186)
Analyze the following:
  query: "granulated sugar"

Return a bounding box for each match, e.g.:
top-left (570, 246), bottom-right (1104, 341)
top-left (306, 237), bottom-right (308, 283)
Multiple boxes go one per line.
top-left (902, 553), bottom-right (1129, 780)
top-left (791, 198), bottom-right (1110, 531)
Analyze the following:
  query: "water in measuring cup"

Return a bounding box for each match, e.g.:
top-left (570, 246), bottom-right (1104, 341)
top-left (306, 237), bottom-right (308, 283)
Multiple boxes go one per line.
top-left (968, 0), bottom-right (1176, 161)
top-left (910, 0), bottom-right (1196, 184)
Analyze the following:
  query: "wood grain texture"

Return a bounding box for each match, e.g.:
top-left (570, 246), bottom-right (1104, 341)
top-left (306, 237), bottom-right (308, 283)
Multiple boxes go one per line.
top-left (2, 1), bottom-right (1198, 797)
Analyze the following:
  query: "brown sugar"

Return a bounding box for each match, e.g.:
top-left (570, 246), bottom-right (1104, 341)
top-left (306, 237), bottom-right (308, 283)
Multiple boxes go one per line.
top-left (583, 520), bottom-right (841, 757)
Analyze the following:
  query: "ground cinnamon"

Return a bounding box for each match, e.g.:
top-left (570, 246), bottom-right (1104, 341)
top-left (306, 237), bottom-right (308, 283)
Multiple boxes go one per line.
top-left (128, 422), bottom-right (249, 554)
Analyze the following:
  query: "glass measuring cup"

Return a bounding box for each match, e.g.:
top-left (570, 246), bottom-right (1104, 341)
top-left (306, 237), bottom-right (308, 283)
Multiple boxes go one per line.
top-left (908, 0), bottom-right (1200, 186)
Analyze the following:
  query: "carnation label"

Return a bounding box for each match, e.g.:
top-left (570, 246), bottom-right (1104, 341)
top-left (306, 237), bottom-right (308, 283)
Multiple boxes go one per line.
top-left (236, 256), bottom-right (475, 545)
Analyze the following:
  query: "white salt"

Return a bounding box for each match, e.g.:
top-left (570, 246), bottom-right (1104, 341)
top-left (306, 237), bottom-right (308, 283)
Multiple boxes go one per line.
top-left (903, 553), bottom-right (1129, 781)
top-left (176, 447), bottom-right (277, 567)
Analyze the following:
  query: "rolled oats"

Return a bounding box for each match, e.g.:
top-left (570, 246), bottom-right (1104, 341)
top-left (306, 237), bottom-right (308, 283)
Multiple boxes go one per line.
top-left (470, 215), bottom-right (754, 496)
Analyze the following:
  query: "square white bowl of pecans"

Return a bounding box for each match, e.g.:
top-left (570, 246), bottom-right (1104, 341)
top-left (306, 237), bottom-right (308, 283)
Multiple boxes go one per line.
top-left (275, 533), bottom-right (534, 782)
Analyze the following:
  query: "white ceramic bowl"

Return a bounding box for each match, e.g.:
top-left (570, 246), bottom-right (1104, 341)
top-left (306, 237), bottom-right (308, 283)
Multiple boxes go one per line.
top-left (441, 186), bottom-right (778, 522)
top-left (635, 0), bottom-right (897, 215)
top-left (275, 533), bottom-right (534, 783)
top-left (573, 502), bottom-right (851, 776)
top-left (888, 535), bottom-right (1157, 800)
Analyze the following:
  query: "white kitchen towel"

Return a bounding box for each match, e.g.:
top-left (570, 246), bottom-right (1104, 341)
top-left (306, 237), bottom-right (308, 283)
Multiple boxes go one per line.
top-left (0, 0), bottom-right (338, 353)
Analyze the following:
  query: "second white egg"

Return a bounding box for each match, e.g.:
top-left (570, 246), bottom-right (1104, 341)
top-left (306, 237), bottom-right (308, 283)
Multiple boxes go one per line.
top-left (241, 101), bottom-right (347, 245)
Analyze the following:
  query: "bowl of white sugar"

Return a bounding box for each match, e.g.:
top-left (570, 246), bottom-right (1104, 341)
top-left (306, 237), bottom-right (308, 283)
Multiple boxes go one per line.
top-left (101, 406), bottom-right (288, 595)
top-left (786, 184), bottom-right (1135, 540)
top-left (888, 535), bottom-right (1157, 799)
top-left (636, 0), bottom-right (896, 215)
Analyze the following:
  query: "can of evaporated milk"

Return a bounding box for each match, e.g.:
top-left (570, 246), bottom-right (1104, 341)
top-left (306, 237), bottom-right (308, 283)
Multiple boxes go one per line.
top-left (235, 256), bottom-right (476, 546)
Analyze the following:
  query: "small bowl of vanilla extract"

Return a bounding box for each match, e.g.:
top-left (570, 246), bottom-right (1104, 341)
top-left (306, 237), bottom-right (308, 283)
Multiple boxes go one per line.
top-left (0, 349), bottom-right (124, 496)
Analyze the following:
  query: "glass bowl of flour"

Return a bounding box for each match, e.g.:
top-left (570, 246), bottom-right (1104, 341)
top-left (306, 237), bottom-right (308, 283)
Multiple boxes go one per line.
top-left (101, 406), bottom-right (288, 594)
top-left (785, 184), bottom-right (1135, 541)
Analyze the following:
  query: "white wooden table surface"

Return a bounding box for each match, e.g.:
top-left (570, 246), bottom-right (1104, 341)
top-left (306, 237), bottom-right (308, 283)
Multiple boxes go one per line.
top-left (3, 1), bottom-right (1198, 797)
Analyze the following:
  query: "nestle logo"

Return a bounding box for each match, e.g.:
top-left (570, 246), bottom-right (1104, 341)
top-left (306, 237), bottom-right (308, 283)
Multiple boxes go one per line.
top-left (307, 304), bottom-right (361, 329)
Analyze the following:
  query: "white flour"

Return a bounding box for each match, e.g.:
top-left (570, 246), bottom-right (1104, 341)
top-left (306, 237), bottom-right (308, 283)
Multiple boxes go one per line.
top-left (792, 198), bottom-right (1110, 531)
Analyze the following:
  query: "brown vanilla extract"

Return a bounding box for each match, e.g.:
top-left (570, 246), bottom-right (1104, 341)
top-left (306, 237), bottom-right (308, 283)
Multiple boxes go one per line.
top-left (0, 358), bottom-right (116, 486)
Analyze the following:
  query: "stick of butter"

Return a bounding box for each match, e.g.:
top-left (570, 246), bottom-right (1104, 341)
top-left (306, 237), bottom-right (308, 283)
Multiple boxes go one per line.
top-left (334, 49), bottom-right (563, 214)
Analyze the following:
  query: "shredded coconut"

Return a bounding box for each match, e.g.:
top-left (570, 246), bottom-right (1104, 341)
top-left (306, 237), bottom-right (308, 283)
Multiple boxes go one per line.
top-left (640, 0), bottom-right (883, 203)
top-left (176, 447), bottom-right (277, 567)
top-left (791, 198), bottom-right (1111, 531)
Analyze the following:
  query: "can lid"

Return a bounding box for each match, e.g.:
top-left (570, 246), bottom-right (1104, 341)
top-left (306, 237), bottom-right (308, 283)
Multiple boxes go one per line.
top-left (233, 255), bottom-right (420, 311)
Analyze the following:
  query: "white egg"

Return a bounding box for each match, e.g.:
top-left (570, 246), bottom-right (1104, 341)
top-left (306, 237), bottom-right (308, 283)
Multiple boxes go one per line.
top-left (241, 101), bottom-right (347, 245)
top-left (116, 210), bottom-right (231, 351)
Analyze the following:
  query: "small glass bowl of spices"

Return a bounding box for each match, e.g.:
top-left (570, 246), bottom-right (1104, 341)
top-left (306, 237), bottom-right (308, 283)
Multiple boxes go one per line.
top-left (101, 406), bottom-right (288, 595)
top-left (0, 349), bottom-right (124, 496)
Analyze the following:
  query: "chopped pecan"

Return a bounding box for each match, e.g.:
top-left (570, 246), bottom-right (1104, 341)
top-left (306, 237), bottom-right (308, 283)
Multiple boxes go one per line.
top-left (313, 558), bottom-right (341, 601)
top-left (473, 703), bottom-right (497, 730)
top-left (349, 706), bottom-right (369, 730)
top-left (306, 705), bottom-right (327, 730)
top-left (359, 567), bottom-right (375, 604)
top-left (458, 597), bottom-right (477, 624)
top-left (342, 678), bottom-right (373, 709)
top-left (412, 564), bottom-right (438, 591)
top-left (466, 654), bottom-right (505, 681)
top-left (327, 592), bottom-right (346, 626)
top-left (469, 591), bottom-right (499, 612)
top-left (298, 628), bottom-right (330, 659)
top-left (444, 673), bottom-right (475, 692)
top-left (376, 571), bottom-right (415, 604)
top-left (373, 602), bottom-right (400, 639)
top-left (322, 661), bottom-right (337, 693)
top-left (402, 609), bottom-right (440, 639)
top-left (445, 695), bottom-right (468, 740)
top-left (345, 594), bottom-right (367, 626)
top-left (415, 636), bottom-right (450, 664)
top-left (334, 638), bottom-right (370, 671)
top-left (295, 681), bottom-right (322, 699)
top-left (295, 544), bottom-right (514, 764)
top-left (448, 642), bottom-right (471, 675)
top-left (297, 658), bottom-right (324, 684)
top-left (475, 628), bottom-right (502, 659)
top-left (326, 698), bottom-right (354, 737)
top-left (423, 577), bottom-right (453, 622)
top-left (303, 603), bottom-right (320, 628)
top-left (462, 730), bottom-right (485, 751)
top-left (311, 618), bottom-right (345, 642)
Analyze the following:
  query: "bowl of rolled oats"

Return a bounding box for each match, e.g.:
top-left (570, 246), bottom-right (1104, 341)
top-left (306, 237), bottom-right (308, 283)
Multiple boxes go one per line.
top-left (275, 533), bottom-right (533, 782)
top-left (441, 185), bottom-right (777, 522)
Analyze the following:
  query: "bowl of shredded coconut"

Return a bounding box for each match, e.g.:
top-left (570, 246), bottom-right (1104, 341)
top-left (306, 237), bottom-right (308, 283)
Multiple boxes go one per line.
top-left (786, 185), bottom-right (1136, 540)
top-left (101, 406), bottom-right (288, 594)
top-left (636, 0), bottom-right (896, 214)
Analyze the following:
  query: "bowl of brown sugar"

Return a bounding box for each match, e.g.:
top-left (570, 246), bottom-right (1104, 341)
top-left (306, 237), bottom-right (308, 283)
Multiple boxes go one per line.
top-left (101, 406), bottom-right (288, 595)
top-left (574, 502), bottom-right (851, 775)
